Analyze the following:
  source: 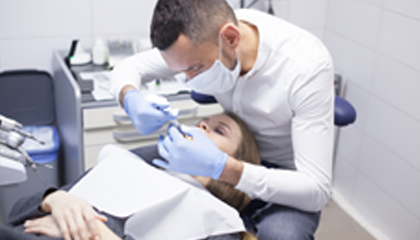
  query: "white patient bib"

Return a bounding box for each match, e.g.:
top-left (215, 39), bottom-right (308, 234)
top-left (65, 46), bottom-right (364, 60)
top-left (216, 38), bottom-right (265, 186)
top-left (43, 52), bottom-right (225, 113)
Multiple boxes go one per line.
top-left (69, 145), bottom-right (245, 240)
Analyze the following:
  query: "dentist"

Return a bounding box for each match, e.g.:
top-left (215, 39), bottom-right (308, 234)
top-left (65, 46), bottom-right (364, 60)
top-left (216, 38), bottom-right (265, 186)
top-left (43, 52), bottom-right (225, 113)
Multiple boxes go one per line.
top-left (111, 0), bottom-right (334, 239)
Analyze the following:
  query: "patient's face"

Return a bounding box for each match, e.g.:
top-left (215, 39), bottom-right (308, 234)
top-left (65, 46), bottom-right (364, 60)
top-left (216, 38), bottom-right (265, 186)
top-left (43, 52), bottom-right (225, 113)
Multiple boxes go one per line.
top-left (196, 114), bottom-right (242, 156)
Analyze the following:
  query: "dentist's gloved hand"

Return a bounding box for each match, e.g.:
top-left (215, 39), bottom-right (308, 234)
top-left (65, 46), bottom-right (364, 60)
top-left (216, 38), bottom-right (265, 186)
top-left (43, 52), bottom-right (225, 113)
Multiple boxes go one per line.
top-left (153, 125), bottom-right (228, 180)
top-left (124, 89), bottom-right (179, 135)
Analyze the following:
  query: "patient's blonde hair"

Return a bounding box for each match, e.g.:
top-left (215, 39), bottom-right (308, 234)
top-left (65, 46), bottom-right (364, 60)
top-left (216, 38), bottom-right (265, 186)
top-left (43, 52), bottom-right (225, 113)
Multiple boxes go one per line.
top-left (204, 111), bottom-right (260, 211)
top-left (204, 111), bottom-right (260, 240)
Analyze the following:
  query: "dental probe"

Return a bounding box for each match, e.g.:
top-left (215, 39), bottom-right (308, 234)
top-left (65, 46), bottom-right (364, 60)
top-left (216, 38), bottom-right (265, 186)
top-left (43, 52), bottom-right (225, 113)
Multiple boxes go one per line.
top-left (170, 119), bottom-right (193, 140)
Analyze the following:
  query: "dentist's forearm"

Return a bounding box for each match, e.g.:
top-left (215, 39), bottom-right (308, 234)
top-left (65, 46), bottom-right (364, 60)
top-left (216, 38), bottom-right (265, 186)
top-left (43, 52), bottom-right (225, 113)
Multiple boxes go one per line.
top-left (119, 85), bottom-right (137, 106)
top-left (218, 156), bottom-right (244, 186)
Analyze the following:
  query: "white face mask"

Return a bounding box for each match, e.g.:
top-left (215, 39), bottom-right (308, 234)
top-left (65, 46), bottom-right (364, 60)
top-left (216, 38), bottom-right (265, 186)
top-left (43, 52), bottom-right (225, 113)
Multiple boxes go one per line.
top-left (185, 38), bottom-right (240, 95)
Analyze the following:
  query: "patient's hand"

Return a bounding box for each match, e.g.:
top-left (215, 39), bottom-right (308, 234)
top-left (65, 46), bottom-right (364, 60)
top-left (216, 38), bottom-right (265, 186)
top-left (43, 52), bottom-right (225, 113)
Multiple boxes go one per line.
top-left (40, 190), bottom-right (107, 240)
top-left (24, 215), bottom-right (61, 238)
top-left (25, 215), bottom-right (121, 240)
top-left (24, 215), bottom-right (121, 240)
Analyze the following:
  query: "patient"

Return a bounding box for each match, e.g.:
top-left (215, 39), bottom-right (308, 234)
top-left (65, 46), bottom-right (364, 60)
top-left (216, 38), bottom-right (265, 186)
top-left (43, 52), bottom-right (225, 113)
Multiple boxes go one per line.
top-left (1, 111), bottom-right (260, 240)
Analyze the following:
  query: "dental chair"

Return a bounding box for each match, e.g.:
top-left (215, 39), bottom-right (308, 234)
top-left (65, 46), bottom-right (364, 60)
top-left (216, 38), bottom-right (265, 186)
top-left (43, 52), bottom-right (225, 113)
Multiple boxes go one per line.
top-left (0, 69), bottom-right (61, 222)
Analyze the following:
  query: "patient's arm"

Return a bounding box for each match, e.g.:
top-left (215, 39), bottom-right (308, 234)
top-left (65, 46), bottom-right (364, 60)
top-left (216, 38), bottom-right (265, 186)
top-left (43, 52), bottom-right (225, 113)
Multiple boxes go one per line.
top-left (96, 220), bottom-right (122, 240)
top-left (24, 215), bottom-right (122, 240)
top-left (24, 215), bottom-right (61, 238)
top-left (40, 190), bottom-right (107, 240)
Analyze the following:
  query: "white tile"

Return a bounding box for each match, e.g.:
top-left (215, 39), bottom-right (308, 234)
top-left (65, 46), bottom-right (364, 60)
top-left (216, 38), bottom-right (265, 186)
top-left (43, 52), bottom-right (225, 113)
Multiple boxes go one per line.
top-left (92, 0), bottom-right (158, 37)
top-left (324, 32), bottom-right (375, 90)
top-left (352, 175), bottom-right (420, 240)
top-left (226, 0), bottom-right (241, 9)
top-left (307, 29), bottom-right (325, 42)
top-left (272, 0), bottom-right (290, 20)
top-left (0, 37), bottom-right (91, 73)
top-left (377, 10), bottom-right (420, 70)
top-left (248, 0), bottom-right (267, 12)
top-left (384, 0), bottom-right (420, 21)
top-left (332, 154), bottom-right (358, 202)
top-left (326, 0), bottom-right (382, 49)
top-left (360, 0), bottom-right (384, 7)
top-left (364, 97), bottom-right (420, 171)
top-left (336, 125), bottom-right (363, 167)
top-left (359, 136), bottom-right (420, 218)
top-left (289, 0), bottom-right (327, 29)
top-left (0, 0), bottom-right (91, 39)
top-left (371, 54), bottom-right (420, 121)
top-left (342, 81), bottom-right (371, 129)
top-left (235, 0), bottom-right (288, 14)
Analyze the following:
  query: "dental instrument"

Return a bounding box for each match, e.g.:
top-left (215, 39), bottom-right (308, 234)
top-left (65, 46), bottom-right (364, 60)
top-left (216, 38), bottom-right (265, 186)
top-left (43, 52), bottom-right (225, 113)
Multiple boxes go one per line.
top-left (0, 115), bottom-right (45, 145)
top-left (170, 119), bottom-right (193, 140)
top-left (0, 114), bottom-right (49, 185)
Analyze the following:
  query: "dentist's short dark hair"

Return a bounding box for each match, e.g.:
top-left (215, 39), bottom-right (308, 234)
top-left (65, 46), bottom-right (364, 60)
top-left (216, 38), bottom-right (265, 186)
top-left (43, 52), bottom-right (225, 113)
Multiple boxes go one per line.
top-left (150, 0), bottom-right (237, 51)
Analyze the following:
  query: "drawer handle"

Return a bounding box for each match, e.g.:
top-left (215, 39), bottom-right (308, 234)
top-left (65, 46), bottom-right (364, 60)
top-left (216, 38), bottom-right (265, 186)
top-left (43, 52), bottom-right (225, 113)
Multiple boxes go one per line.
top-left (179, 107), bottom-right (198, 116)
top-left (113, 113), bottom-right (130, 124)
top-left (112, 107), bottom-right (197, 125)
top-left (113, 131), bottom-right (142, 142)
top-left (113, 128), bottom-right (165, 143)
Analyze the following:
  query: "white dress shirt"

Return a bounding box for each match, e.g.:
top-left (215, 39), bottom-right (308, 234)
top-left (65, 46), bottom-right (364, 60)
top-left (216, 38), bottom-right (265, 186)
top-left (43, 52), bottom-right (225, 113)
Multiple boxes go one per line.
top-left (110, 9), bottom-right (334, 212)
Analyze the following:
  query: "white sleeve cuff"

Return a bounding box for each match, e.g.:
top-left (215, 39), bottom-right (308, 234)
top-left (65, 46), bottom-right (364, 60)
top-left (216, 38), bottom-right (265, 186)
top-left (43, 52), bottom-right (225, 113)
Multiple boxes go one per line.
top-left (235, 162), bottom-right (266, 199)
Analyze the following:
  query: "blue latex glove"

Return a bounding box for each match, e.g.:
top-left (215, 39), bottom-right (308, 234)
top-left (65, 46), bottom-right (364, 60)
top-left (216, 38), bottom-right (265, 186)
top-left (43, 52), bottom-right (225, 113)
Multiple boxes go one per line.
top-left (153, 125), bottom-right (228, 180)
top-left (124, 89), bottom-right (178, 135)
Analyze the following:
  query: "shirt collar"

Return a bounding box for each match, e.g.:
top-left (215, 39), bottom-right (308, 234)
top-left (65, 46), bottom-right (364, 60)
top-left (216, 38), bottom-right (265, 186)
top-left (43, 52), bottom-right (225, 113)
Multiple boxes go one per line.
top-left (238, 18), bottom-right (270, 79)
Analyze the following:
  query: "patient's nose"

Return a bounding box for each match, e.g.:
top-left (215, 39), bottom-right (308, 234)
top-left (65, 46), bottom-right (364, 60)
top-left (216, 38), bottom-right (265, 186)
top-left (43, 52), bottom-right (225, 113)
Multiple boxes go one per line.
top-left (197, 121), bottom-right (210, 133)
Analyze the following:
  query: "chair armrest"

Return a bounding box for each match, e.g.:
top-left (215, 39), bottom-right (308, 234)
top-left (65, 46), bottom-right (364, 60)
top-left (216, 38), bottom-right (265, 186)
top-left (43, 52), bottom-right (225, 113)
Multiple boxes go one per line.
top-left (334, 95), bottom-right (357, 127)
top-left (191, 91), bottom-right (357, 127)
top-left (0, 158), bottom-right (27, 186)
top-left (191, 91), bottom-right (217, 104)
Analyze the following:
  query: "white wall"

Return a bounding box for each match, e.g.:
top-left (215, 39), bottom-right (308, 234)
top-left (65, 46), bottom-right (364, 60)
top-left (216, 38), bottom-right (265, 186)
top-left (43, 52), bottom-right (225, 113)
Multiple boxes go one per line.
top-left (0, 0), bottom-right (327, 73)
top-left (0, 0), bottom-right (158, 72)
top-left (325, 0), bottom-right (420, 239)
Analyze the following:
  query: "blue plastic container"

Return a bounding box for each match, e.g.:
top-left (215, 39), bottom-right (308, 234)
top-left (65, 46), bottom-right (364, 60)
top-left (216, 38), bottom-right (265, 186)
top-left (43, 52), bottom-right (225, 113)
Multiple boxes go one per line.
top-left (21, 125), bottom-right (60, 164)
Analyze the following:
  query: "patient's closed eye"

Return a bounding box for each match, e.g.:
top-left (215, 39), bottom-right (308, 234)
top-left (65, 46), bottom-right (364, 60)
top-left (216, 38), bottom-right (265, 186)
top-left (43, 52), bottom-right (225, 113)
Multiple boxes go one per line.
top-left (197, 118), bottom-right (232, 138)
top-left (215, 127), bottom-right (224, 135)
top-left (216, 122), bottom-right (231, 137)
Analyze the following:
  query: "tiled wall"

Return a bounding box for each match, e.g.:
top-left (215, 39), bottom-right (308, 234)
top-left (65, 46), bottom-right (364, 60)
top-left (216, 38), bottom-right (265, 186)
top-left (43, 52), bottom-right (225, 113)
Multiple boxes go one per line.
top-left (235, 0), bottom-right (328, 38)
top-left (325, 0), bottom-right (420, 239)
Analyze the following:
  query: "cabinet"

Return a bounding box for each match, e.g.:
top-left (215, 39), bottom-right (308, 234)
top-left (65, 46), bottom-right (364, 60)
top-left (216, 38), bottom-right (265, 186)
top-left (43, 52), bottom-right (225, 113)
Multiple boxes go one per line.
top-left (82, 101), bottom-right (222, 170)
top-left (52, 50), bottom-right (222, 183)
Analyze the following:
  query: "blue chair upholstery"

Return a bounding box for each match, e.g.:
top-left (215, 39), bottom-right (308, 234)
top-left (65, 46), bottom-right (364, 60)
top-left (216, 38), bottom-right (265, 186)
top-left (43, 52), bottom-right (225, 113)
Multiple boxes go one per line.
top-left (334, 95), bottom-right (356, 126)
top-left (190, 91), bottom-right (356, 127)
